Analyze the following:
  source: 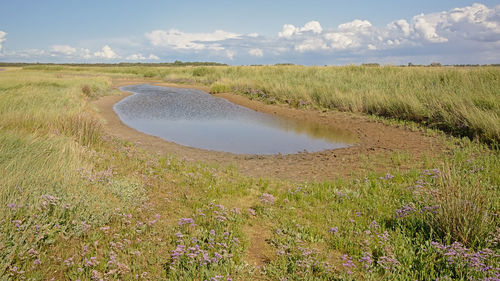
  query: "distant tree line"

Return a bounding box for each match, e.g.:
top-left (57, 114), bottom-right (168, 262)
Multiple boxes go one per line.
top-left (0, 61), bottom-right (227, 67)
top-left (406, 62), bottom-right (500, 67)
top-left (0, 61), bottom-right (498, 67)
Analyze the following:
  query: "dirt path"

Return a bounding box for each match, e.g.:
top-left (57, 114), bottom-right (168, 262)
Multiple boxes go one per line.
top-left (92, 79), bottom-right (444, 181)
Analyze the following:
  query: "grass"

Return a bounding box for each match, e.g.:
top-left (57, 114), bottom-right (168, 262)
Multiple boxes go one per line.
top-left (0, 66), bottom-right (498, 280)
top-left (24, 64), bottom-right (499, 144)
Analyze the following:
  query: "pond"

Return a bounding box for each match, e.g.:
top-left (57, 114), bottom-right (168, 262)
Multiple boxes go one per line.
top-left (115, 84), bottom-right (357, 155)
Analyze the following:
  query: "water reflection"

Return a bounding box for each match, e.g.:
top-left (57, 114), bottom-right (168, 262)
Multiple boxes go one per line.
top-left (115, 84), bottom-right (356, 155)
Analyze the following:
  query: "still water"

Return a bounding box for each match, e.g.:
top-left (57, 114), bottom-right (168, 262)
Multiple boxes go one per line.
top-left (115, 84), bottom-right (356, 155)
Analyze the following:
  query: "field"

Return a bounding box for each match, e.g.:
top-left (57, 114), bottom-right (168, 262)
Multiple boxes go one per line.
top-left (0, 66), bottom-right (499, 280)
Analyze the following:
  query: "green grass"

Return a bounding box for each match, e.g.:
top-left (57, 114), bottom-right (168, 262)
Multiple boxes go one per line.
top-left (0, 67), bottom-right (498, 280)
top-left (23, 64), bottom-right (500, 144)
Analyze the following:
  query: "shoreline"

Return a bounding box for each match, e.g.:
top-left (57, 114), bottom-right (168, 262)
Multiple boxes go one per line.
top-left (92, 78), bottom-right (443, 180)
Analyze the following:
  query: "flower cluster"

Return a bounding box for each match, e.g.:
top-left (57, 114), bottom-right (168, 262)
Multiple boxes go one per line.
top-left (166, 203), bottom-right (242, 280)
top-left (260, 193), bottom-right (276, 205)
top-left (431, 241), bottom-right (499, 278)
top-left (394, 203), bottom-right (416, 218)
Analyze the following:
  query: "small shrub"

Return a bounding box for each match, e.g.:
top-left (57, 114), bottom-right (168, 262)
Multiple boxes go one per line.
top-left (58, 112), bottom-right (103, 146)
top-left (143, 70), bottom-right (157, 78)
top-left (426, 167), bottom-right (493, 247)
top-left (209, 83), bottom-right (231, 94)
top-left (81, 84), bottom-right (92, 97)
top-left (396, 166), bottom-right (495, 248)
top-left (192, 67), bottom-right (213, 77)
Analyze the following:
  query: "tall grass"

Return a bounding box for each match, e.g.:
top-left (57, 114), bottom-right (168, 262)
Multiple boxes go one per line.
top-left (428, 166), bottom-right (494, 247)
top-left (205, 66), bottom-right (499, 144)
top-left (23, 65), bottom-right (499, 144)
top-left (0, 70), bottom-right (120, 274)
top-left (1, 67), bottom-right (498, 280)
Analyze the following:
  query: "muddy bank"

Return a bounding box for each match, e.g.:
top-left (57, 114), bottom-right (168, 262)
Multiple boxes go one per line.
top-left (92, 79), bottom-right (443, 181)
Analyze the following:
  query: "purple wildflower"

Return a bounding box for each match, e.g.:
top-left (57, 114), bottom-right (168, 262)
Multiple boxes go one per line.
top-left (377, 231), bottom-right (390, 242)
top-left (147, 213), bottom-right (161, 226)
top-left (421, 205), bottom-right (440, 214)
top-left (395, 203), bottom-right (416, 218)
top-left (378, 256), bottom-right (400, 271)
top-left (84, 256), bottom-right (98, 267)
top-left (91, 270), bottom-right (102, 280)
top-left (81, 221), bottom-right (91, 232)
top-left (359, 252), bottom-right (373, 270)
top-left (27, 248), bottom-right (38, 257)
top-left (329, 227), bottom-right (338, 235)
top-left (342, 254), bottom-right (356, 274)
top-left (99, 226), bottom-right (110, 232)
top-left (64, 257), bottom-right (74, 266)
top-left (260, 193), bottom-right (276, 205)
top-left (178, 217), bottom-right (195, 226)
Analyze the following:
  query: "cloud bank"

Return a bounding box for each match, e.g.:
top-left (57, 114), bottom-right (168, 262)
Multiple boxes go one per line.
top-left (1, 3), bottom-right (499, 64)
top-left (139, 3), bottom-right (500, 64)
top-left (0, 31), bottom-right (6, 51)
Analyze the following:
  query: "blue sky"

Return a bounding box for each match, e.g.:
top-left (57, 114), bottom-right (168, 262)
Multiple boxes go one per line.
top-left (0, 0), bottom-right (499, 65)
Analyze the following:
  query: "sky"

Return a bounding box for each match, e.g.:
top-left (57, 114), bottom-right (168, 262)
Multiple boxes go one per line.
top-left (0, 0), bottom-right (499, 65)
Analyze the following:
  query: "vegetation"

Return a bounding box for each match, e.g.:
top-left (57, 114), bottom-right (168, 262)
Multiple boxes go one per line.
top-left (0, 61), bottom-right (227, 68)
top-left (0, 67), bottom-right (498, 280)
top-left (18, 64), bottom-right (499, 144)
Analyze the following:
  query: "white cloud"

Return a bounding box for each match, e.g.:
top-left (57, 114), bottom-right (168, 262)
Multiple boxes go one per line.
top-left (278, 24), bottom-right (298, 38)
top-left (411, 3), bottom-right (500, 42)
top-left (17, 49), bottom-right (46, 58)
top-left (412, 13), bottom-right (448, 43)
top-left (338, 19), bottom-right (372, 33)
top-left (279, 21), bottom-right (323, 38)
top-left (447, 3), bottom-right (500, 32)
top-left (1, 3), bottom-right (499, 65)
top-left (81, 48), bottom-right (92, 59)
top-left (126, 53), bottom-right (146, 60)
top-left (226, 50), bottom-right (235, 60)
top-left (284, 3), bottom-right (500, 55)
top-left (145, 29), bottom-right (239, 50)
top-left (126, 53), bottom-right (160, 60)
top-left (387, 19), bottom-right (411, 37)
top-left (295, 38), bottom-right (328, 52)
top-left (50, 45), bottom-right (76, 55)
top-left (302, 21), bottom-right (323, 34)
top-left (0, 30), bottom-right (7, 51)
top-left (93, 45), bottom-right (119, 59)
top-left (323, 32), bottom-right (359, 50)
top-left (248, 48), bottom-right (263, 57)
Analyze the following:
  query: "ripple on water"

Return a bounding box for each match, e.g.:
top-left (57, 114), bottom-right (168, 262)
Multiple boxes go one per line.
top-left (114, 84), bottom-right (356, 155)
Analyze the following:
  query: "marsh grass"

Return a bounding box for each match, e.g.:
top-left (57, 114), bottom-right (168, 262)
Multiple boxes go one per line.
top-left (428, 166), bottom-right (494, 247)
top-left (25, 65), bottom-right (499, 144)
top-left (0, 67), bottom-right (498, 280)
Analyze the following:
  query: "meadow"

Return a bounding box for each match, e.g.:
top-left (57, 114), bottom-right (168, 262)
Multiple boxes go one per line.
top-left (0, 66), bottom-right (499, 280)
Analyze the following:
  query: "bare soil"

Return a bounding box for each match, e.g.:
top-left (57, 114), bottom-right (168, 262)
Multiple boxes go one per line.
top-left (92, 79), bottom-right (444, 181)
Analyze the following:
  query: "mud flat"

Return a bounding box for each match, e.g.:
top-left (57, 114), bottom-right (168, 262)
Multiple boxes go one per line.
top-left (93, 79), bottom-right (443, 180)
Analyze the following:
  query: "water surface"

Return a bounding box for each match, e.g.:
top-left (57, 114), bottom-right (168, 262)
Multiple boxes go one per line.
top-left (115, 84), bottom-right (356, 155)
